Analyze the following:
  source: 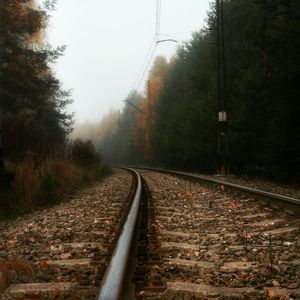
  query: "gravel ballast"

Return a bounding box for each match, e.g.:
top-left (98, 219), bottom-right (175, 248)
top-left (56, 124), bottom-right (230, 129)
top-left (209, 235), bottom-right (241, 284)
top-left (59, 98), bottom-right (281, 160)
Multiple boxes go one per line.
top-left (0, 169), bottom-right (132, 299)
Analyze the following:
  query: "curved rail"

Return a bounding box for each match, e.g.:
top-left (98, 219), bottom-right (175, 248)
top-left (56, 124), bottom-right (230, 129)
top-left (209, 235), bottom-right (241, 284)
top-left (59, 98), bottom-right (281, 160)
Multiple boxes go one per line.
top-left (97, 168), bottom-right (142, 300)
top-left (97, 166), bottom-right (298, 299)
top-left (135, 167), bottom-right (300, 206)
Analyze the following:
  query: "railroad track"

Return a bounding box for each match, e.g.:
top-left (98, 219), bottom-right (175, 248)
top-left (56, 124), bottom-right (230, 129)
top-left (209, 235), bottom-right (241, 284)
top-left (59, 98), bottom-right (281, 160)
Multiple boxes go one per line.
top-left (132, 169), bottom-right (300, 299)
top-left (1, 168), bottom-right (299, 299)
top-left (1, 170), bottom-right (134, 299)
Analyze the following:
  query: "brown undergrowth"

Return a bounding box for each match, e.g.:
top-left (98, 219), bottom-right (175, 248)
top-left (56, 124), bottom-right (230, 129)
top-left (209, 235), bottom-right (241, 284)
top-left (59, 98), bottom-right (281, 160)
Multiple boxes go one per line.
top-left (0, 259), bottom-right (35, 291)
top-left (0, 159), bottom-right (111, 219)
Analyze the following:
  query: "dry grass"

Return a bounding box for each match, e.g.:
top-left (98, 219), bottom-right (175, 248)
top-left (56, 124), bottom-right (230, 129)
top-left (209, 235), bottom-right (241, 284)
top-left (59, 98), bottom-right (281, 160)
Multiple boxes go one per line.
top-left (0, 159), bottom-right (109, 218)
top-left (0, 259), bottom-right (35, 291)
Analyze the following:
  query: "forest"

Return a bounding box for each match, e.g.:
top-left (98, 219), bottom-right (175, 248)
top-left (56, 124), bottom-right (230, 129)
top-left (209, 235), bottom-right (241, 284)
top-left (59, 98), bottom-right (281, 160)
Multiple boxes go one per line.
top-left (0, 0), bottom-right (107, 216)
top-left (1, 0), bottom-right (299, 218)
top-left (78, 0), bottom-right (299, 182)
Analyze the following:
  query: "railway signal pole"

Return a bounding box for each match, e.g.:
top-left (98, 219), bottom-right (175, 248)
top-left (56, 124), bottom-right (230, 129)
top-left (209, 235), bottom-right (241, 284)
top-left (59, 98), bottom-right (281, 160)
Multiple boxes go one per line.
top-left (216, 0), bottom-right (228, 175)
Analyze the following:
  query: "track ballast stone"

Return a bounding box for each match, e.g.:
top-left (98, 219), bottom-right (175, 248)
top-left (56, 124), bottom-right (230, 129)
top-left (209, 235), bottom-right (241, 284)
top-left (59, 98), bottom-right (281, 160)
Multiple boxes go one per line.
top-left (0, 169), bottom-right (132, 299)
top-left (136, 170), bottom-right (300, 300)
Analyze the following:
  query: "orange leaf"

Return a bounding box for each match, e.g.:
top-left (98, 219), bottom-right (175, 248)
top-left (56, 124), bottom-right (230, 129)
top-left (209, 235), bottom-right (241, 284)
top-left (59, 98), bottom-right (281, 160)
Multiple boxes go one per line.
top-left (266, 289), bottom-right (276, 298)
top-left (37, 260), bottom-right (48, 269)
top-left (183, 191), bottom-right (192, 198)
top-left (229, 200), bottom-right (237, 209)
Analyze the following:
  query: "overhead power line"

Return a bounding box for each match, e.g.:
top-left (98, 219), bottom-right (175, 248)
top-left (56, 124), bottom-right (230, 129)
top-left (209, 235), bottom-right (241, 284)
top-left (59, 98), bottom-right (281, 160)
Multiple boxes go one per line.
top-left (135, 43), bottom-right (157, 92)
top-left (133, 37), bottom-right (156, 91)
top-left (131, 0), bottom-right (178, 94)
top-left (134, 0), bottom-right (163, 92)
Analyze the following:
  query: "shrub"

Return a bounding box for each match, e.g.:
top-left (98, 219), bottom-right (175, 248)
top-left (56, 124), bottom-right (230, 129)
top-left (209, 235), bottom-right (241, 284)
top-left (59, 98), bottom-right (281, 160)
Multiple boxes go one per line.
top-left (39, 171), bottom-right (60, 203)
top-left (69, 139), bottom-right (101, 165)
top-left (0, 158), bottom-right (111, 218)
top-left (95, 164), bottom-right (112, 179)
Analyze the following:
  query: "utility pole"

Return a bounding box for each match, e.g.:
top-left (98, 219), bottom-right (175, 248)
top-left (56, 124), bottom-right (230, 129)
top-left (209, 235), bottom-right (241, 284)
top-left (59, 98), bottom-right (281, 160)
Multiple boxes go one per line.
top-left (155, 0), bottom-right (162, 43)
top-left (147, 80), bottom-right (152, 166)
top-left (216, 0), bottom-right (228, 175)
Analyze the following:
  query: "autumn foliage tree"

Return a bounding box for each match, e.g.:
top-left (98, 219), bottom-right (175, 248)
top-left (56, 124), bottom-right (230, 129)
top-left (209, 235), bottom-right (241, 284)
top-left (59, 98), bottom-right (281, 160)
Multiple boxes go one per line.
top-left (132, 56), bottom-right (170, 161)
top-left (0, 0), bottom-right (73, 160)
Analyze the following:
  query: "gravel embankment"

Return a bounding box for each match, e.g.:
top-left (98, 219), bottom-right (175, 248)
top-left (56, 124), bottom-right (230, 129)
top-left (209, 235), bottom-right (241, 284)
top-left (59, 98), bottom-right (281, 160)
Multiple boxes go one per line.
top-left (137, 170), bottom-right (300, 299)
top-left (0, 169), bottom-right (132, 299)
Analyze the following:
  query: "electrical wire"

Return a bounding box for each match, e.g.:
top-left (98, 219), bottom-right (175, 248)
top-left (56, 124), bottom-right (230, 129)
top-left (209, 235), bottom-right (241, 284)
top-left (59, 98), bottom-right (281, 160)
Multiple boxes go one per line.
top-left (133, 37), bottom-right (156, 91)
top-left (134, 0), bottom-right (161, 91)
top-left (130, 0), bottom-right (162, 94)
top-left (135, 43), bottom-right (157, 92)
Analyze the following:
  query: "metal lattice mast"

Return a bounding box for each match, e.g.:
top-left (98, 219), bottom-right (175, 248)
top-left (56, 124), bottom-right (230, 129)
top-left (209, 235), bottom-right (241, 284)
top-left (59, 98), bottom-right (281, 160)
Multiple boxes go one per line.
top-left (155, 0), bottom-right (162, 43)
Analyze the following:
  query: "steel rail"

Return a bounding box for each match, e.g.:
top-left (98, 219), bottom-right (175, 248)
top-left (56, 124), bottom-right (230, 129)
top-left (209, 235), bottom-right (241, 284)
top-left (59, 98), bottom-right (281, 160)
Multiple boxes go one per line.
top-left (97, 168), bottom-right (142, 300)
top-left (135, 167), bottom-right (300, 206)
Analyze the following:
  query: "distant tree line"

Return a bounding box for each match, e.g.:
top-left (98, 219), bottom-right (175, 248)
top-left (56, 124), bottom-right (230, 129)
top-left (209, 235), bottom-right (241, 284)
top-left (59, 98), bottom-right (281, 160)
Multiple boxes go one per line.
top-left (0, 0), bottom-right (73, 161)
top-left (79, 0), bottom-right (300, 181)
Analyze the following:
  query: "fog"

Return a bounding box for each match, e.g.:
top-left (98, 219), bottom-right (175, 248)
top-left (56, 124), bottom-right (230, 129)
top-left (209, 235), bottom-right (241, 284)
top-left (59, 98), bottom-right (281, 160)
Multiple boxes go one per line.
top-left (47, 0), bottom-right (211, 122)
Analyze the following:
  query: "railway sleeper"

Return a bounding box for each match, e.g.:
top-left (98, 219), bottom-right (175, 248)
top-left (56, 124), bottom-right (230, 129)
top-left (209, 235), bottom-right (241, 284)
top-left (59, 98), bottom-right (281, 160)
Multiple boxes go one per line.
top-left (4, 282), bottom-right (99, 299)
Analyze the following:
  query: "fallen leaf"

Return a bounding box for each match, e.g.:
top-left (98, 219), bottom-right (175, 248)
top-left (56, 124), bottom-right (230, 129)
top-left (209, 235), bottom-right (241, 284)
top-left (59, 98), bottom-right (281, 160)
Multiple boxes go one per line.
top-left (272, 280), bottom-right (280, 287)
top-left (60, 252), bottom-right (72, 260)
top-left (7, 239), bottom-right (18, 245)
top-left (28, 237), bottom-right (36, 243)
top-left (37, 260), bottom-right (48, 269)
top-left (266, 289), bottom-right (276, 298)
top-left (229, 200), bottom-right (237, 209)
top-left (158, 223), bottom-right (165, 229)
top-left (183, 191), bottom-right (192, 198)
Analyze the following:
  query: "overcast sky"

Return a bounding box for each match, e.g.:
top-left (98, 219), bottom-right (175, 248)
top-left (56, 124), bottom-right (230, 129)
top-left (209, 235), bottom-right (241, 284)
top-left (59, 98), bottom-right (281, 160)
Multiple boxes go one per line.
top-left (47, 0), bottom-right (211, 122)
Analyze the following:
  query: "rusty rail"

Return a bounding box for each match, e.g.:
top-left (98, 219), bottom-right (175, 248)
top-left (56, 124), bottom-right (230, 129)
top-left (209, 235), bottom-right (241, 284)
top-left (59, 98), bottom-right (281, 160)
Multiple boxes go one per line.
top-left (135, 167), bottom-right (300, 206)
top-left (97, 168), bottom-right (142, 300)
